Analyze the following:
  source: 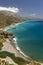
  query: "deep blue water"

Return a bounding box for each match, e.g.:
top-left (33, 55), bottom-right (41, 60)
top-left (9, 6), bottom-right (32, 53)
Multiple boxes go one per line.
top-left (7, 20), bottom-right (43, 62)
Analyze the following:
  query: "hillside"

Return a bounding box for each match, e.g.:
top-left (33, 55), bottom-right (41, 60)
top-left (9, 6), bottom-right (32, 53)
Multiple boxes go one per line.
top-left (0, 11), bottom-right (42, 28)
top-left (0, 13), bottom-right (27, 28)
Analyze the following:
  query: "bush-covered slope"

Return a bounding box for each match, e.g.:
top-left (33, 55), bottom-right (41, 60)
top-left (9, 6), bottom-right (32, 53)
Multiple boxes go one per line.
top-left (0, 14), bottom-right (25, 28)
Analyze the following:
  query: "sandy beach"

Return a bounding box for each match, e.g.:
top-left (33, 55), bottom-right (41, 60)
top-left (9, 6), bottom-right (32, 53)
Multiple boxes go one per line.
top-left (0, 37), bottom-right (30, 64)
top-left (2, 38), bottom-right (32, 63)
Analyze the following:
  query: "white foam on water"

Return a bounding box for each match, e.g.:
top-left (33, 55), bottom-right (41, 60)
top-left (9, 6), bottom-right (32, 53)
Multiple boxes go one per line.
top-left (13, 37), bottom-right (31, 59)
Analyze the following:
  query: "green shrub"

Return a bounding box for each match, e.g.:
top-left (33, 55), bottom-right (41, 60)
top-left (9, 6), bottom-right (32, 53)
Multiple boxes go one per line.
top-left (0, 42), bottom-right (3, 50)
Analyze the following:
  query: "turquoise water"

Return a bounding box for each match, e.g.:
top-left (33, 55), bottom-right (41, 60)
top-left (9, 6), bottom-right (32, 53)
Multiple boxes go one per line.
top-left (7, 20), bottom-right (43, 62)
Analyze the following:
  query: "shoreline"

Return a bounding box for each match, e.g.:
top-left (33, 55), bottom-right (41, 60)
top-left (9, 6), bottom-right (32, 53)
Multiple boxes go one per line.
top-left (3, 22), bottom-right (43, 65)
top-left (2, 23), bottom-right (33, 64)
top-left (11, 38), bottom-right (33, 61)
top-left (3, 22), bottom-right (32, 59)
top-left (3, 21), bottom-right (25, 31)
top-left (8, 36), bottom-right (43, 65)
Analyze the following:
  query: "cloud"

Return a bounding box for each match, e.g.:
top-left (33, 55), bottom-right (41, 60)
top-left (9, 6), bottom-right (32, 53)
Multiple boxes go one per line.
top-left (29, 13), bottom-right (36, 17)
top-left (0, 6), bottom-right (19, 13)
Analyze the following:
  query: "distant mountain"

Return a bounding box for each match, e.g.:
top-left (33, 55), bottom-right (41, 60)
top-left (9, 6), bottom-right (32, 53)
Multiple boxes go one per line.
top-left (0, 10), bottom-right (20, 17)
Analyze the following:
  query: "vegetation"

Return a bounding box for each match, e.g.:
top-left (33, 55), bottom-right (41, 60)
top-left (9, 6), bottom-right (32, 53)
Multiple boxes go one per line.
top-left (0, 59), bottom-right (14, 65)
top-left (32, 62), bottom-right (41, 65)
top-left (0, 41), bottom-right (3, 50)
top-left (0, 51), bottom-right (30, 65)
top-left (0, 30), bottom-right (14, 50)
top-left (0, 51), bottom-right (41, 65)
top-left (0, 30), bottom-right (13, 38)
top-left (0, 14), bottom-right (26, 28)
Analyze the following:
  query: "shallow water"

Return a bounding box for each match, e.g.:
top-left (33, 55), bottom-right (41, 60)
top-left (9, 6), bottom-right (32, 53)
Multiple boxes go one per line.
top-left (7, 20), bottom-right (43, 62)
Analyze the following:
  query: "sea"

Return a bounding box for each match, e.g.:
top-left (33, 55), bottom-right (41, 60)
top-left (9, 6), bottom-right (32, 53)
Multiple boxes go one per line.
top-left (7, 20), bottom-right (43, 62)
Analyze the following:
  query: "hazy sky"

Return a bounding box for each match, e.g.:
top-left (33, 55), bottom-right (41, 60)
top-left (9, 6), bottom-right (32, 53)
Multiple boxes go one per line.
top-left (0, 0), bottom-right (43, 18)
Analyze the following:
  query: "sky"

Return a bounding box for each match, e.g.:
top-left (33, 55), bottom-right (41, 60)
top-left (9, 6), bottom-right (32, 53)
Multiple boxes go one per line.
top-left (0, 0), bottom-right (43, 18)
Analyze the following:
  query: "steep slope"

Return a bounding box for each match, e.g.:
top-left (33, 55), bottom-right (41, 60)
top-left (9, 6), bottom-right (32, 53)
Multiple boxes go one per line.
top-left (0, 13), bottom-right (25, 28)
top-left (0, 11), bottom-right (42, 28)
